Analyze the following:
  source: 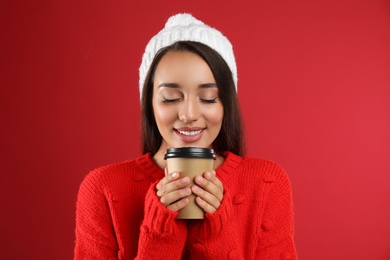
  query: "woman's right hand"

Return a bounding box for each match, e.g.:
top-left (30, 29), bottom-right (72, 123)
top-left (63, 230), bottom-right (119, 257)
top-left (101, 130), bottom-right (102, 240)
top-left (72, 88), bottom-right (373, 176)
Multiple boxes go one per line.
top-left (156, 168), bottom-right (192, 212)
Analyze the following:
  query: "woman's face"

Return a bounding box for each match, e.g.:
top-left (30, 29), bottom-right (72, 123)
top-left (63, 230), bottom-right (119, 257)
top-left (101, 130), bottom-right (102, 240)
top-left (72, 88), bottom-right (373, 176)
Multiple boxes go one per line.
top-left (152, 50), bottom-right (224, 152)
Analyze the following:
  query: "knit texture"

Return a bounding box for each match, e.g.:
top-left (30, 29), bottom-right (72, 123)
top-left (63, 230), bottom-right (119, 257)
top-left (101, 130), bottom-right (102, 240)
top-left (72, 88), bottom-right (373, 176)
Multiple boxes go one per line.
top-left (139, 13), bottom-right (238, 98)
top-left (74, 152), bottom-right (297, 259)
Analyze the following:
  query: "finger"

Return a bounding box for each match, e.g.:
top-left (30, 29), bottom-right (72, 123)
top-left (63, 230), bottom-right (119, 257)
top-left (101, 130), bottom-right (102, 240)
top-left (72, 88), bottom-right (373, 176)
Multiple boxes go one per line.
top-left (204, 171), bottom-right (223, 193)
top-left (160, 187), bottom-right (192, 207)
top-left (156, 169), bottom-right (170, 190)
top-left (156, 175), bottom-right (190, 197)
top-left (194, 174), bottom-right (223, 202)
top-left (195, 196), bottom-right (217, 214)
top-left (156, 178), bottom-right (164, 190)
top-left (156, 171), bottom-right (179, 190)
top-left (167, 197), bottom-right (189, 212)
top-left (191, 185), bottom-right (221, 210)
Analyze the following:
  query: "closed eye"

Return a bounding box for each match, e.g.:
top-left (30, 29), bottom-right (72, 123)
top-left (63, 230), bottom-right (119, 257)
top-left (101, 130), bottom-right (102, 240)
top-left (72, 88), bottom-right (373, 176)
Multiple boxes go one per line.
top-left (200, 97), bottom-right (217, 104)
top-left (162, 97), bottom-right (181, 103)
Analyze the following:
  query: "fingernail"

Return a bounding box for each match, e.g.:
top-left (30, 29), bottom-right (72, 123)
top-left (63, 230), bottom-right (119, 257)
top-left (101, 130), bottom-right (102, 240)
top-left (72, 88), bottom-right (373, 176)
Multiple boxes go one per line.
top-left (181, 177), bottom-right (189, 184)
top-left (184, 188), bottom-right (191, 195)
top-left (192, 186), bottom-right (199, 192)
top-left (205, 172), bottom-right (211, 179)
top-left (171, 172), bottom-right (177, 178)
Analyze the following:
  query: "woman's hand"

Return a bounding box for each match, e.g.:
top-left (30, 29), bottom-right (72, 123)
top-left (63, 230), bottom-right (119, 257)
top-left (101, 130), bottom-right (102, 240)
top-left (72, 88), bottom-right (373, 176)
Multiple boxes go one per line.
top-left (191, 170), bottom-right (224, 214)
top-left (156, 168), bottom-right (192, 212)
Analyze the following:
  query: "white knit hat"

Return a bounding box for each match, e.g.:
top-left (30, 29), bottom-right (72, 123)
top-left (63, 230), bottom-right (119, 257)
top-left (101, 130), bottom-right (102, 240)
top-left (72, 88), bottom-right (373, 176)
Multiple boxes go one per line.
top-left (139, 13), bottom-right (237, 98)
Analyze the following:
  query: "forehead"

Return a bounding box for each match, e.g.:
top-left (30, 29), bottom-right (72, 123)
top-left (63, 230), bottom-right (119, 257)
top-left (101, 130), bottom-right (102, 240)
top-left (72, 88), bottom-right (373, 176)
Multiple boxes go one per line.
top-left (154, 50), bottom-right (215, 85)
top-left (157, 50), bottom-right (206, 69)
top-left (153, 51), bottom-right (216, 89)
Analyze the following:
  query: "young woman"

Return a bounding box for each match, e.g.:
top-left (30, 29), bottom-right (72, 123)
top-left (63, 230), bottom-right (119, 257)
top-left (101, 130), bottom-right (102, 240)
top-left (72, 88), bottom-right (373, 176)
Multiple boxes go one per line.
top-left (75, 13), bottom-right (297, 259)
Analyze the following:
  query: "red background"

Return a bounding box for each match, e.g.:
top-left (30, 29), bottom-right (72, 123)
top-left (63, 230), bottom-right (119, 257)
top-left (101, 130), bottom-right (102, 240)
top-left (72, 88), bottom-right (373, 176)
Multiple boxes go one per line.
top-left (1, 0), bottom-right (390, 259)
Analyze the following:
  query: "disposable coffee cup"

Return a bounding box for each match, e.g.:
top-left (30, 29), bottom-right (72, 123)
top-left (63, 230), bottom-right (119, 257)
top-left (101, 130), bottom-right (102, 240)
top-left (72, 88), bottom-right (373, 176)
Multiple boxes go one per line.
top-left (164, 147), bottom-right (216, 219)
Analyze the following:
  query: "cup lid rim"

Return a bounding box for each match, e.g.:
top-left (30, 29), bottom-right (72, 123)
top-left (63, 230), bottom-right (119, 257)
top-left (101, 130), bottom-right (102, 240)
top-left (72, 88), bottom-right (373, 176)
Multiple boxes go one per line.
top-left (164, 147), bottom-right (216, 160)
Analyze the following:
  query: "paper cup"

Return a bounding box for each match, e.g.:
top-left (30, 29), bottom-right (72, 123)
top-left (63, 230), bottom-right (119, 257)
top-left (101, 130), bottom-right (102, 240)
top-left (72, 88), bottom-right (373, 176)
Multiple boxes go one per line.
top-left (164, 147), bottom-right (216, 219)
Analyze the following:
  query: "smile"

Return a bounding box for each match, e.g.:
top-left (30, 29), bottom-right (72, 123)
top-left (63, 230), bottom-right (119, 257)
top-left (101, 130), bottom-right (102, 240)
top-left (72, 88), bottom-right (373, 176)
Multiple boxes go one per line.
top-left (174, 128), bottom-right (204, 143)
top-left (177, 129), bottom-right (203, 136)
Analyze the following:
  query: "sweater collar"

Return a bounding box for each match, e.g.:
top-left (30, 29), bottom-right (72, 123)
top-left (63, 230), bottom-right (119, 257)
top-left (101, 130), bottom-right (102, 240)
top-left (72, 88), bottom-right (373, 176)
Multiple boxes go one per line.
top-left (216, 152), bottom-right (243, 183)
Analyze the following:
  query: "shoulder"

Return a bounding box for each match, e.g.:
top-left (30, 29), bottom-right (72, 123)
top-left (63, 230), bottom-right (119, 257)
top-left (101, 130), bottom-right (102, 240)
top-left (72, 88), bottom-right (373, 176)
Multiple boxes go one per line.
top-left (239, 156), bottom-right (293, 200)
top-left (220, 152), bottom-right (290, 184)
top-left (237, 154), bottom-right (290, 184)
top-left (78, 154), bottom-right (158, 194)
top-left (81, 159), bottom-right (138, 187)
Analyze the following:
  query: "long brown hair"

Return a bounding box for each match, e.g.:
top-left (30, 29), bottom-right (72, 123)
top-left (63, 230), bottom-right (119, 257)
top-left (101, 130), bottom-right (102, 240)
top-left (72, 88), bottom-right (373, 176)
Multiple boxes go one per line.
top-left (141, 41), bottom-right (245, 156)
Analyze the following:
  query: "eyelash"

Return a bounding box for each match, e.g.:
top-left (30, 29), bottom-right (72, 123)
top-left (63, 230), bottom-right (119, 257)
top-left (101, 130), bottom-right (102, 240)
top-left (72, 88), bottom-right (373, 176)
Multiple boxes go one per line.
top-left (162, 97), bottom-right (217, 104)
top-left (200, 97), bottom-right (217, 104)
top-left (162, 97), bottom-right (180, 103)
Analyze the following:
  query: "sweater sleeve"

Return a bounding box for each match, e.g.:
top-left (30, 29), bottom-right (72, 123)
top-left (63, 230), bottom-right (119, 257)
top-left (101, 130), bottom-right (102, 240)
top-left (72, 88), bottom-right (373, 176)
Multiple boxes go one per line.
top-left (74, 171), bottom-right (119, 260)
top-left (187, 189), bottom-right (244, 259)
top-left (256, 168), bottom-right (297, 259)
top-left (135, 181), bottom-right (187, 259)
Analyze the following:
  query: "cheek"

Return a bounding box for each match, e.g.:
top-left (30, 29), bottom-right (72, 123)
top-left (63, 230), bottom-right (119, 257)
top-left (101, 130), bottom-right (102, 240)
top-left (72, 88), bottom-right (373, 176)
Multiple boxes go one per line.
top-left (205, 105), bottom-right (224, 125)
top-left (153, 103), bottom-right (176, 126)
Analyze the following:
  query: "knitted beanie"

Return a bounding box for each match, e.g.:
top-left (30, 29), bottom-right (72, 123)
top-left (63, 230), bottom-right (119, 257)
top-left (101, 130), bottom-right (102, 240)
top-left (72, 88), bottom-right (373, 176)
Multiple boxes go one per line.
top-left (139, 13), bottom-right (237, 98)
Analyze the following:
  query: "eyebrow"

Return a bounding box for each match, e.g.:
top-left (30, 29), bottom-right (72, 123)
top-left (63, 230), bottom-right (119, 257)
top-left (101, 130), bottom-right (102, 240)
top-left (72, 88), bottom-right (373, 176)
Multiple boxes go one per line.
top-left (158, 83), bottom-right (217, 89)
top-left (158, 83), bottom-right (179, 89)
top-left (199, 83), bottom-right (217, 89)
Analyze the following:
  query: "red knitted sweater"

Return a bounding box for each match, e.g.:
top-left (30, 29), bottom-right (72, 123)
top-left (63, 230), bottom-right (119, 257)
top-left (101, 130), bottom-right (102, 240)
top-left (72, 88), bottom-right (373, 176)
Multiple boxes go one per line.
top-left (74, 152), bottom-right (297, 259)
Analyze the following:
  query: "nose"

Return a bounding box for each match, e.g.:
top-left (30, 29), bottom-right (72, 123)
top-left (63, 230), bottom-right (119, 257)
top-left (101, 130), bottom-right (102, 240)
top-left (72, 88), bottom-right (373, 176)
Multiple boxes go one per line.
top-left (178, 97), bottom-right (200, 123)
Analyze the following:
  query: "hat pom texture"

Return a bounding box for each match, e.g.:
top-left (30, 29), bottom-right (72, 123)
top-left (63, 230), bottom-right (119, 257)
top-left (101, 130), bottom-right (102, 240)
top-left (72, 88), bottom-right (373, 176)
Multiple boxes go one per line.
top-left (139, 13), bottom-right (237, 98)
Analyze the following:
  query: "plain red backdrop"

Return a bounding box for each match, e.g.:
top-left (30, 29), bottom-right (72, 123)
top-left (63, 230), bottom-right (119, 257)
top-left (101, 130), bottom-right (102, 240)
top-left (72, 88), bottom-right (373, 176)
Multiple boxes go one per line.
top-left (1, 0), bottom-right (390, 259)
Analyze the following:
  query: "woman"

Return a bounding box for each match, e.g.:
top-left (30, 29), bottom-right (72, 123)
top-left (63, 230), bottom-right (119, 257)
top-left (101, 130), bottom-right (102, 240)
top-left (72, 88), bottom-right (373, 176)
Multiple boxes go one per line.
top-left (75, 13), bottom-right (297, 259)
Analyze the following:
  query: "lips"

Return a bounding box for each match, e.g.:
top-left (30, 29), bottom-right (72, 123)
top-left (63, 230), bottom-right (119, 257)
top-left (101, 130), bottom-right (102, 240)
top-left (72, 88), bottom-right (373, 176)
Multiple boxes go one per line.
top-left (174, 127), bottom-right (204, 143)
top-left (177, 129), bottom-right (203, 136)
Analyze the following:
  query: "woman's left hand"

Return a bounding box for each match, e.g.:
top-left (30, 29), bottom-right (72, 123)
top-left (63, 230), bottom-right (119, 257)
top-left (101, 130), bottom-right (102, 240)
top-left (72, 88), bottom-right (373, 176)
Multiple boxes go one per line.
top-left (191, 170), bottom-right (223, 214)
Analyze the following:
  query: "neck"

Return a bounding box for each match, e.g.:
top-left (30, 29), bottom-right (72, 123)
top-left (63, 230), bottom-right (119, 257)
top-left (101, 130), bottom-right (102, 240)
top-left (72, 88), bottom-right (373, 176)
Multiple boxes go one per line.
top-left (152, 149), bottom-right (168, 169)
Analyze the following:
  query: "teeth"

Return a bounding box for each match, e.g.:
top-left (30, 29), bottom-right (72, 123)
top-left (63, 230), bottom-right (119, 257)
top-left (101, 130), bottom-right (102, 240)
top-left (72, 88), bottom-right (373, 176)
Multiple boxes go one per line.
top-left (178, 129), bottom-right (202, 136)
